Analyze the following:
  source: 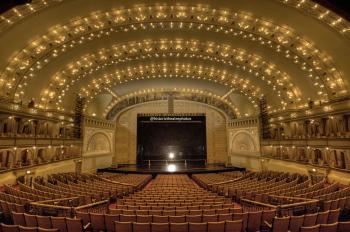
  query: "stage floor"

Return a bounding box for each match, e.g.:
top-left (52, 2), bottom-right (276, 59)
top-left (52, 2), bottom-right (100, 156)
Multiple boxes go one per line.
top-left (99, 164), bottom-right (245, 175)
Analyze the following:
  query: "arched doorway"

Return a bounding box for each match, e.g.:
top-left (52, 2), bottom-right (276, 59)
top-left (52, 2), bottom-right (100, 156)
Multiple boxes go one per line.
top-left (20, 149), bottom-right (32, 166)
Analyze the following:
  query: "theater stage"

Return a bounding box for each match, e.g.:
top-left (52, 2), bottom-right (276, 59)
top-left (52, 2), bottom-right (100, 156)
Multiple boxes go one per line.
top-left (99, 164), bottom-right (245, 175)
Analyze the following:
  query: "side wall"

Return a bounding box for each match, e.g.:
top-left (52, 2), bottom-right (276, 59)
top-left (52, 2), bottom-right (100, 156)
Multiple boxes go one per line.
top-left (81, 118), bottom-right (115, 172)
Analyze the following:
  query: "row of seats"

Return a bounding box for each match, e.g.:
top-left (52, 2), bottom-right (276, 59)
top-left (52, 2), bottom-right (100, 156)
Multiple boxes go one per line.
top-left (114, 220), bottom-right (242, 232)
top-left (9, 209), bottom-right (344, 232)
top-left (112, 219), bottom-right (350, 232)
top-left (116, 201), bottom-right (229, 207)
top-left (116, 203), bottom-right (234, 210)
top-left (109, 207), bottom-right (241, 215)
top-left (323, 196), bottom-right (350, 212)
top-left (0, 192), bottom-right (30, 206)
top-left (0, 199), bottom-right (25, 217)
top-left (0, 223), bottom-right (58, 232)
top-left (11, 213), bottom-right (88, 232)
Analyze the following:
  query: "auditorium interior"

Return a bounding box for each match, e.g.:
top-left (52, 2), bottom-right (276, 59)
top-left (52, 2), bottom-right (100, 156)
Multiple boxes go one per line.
top-left (0, 0), bottom-right (350, 231)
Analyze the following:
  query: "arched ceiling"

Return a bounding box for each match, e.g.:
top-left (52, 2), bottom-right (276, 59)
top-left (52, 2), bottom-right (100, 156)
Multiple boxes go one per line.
top-left (0, 0), bottom-right (349, 119)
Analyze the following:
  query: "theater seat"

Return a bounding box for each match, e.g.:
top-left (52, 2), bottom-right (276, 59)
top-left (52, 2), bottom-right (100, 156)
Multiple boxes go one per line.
top-left (319, 222), bottom-right (338, 232)
top-left (189, 222), bottom-right (207, 232)
top-left (36, 215), bottom-right (52, 229)
top-left (133, 222), bottom-right (151, 232)
top-left (1, 223), bottom-right (20, 232)
top-left (105, 214), bottom-right (119, 232)
top-left (289, 215), bottom-right (305, 232)
top-left (170, 222), bottom-right (188, 232)
top-left (114, 221), bottom-right (132, 232)
top-left (151, 223), bottom-right (169, 232)
top-left (225, 220), bottom-right (242, 232)
top-left (207, 221), bottom-right (225, 232)
top-left (50, 217), bottom-right (67, 232)
top-left (338, 221), bottom-right (350, 232)
top-left (300, 224), bottom-right (320, 232)
top-left (24, 214), bottom-right (37, 227)
top-left (12, 212), bottom-right (26, 226)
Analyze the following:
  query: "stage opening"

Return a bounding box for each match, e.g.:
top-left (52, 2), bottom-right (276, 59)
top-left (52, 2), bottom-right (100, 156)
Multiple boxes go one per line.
top-left (137, 114), bottom-right (206, 170)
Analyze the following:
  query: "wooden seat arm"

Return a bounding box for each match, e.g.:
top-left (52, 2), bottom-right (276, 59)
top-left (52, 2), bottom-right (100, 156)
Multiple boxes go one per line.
top-left (264, 220), bottom-right (272, 228)
top-left (83, 222), bottom-right (91, 231)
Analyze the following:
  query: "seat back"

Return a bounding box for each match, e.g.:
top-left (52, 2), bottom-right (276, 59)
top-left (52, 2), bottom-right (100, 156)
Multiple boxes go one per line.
top-left (303, 213), bottom-right (318, 227)
top-left (12, 212), bottom-right (26, 226)
top-left (120, 214), bottom-right (136, 222)
top-left (151, 223), bottom-right (169, 232)
top-left (24, 214), bottom-right (38, 227)
top-left (316, 211), bottom-right (329, 224)
top-left (36, 215), bottom-right (51, 229)
top-left (207, 221), bottom-right (225, 232)
top-left (137, 215), bottom-right (152, 223)
top-left (186, 215), bottom-right (201, 223)
top-left (50, 217), bottom-right (67, 232)
top-left (169, 222), bottom-right (188, 232)
top-left (153, 215), bottom-right (168, 223)
top-left (105, 214), bottom-right (119, 232)
top-left (232, 213), bottom-right (248, 231)
top-left (90, 213), bottom-right (105, 232)
top-left (225, 220), bottom-right (242, 232)
top-left (1, 223), bottom-right (19, 232)
top-left (65, 218), bottom-right (83, 232)
top-left (319, 222), bottom-right (338, 232)
top-left (261, 209), bottom-right (276, 230)
top-left (114, 221), bottom-right (132, 232)
top-left (133, 222), bottom-right (151, 232)
top-left (189, 222), bottom-right (207, 232)
top-left (169, 216), bottom-right (186, 223)
top-left (272, 216), bottom-right (290, 232)
top-left (76, 212), bottom-right (90, 226)
top-left (289, 215), bottom-right (304, 232)
top-left (338, 221), bottom-right (350, 232)
top-left (247, 211), bottom-right (262, 232)
top-left (327, 209), bottom-right (340, 223)
top-left (202, 214), bottom-right (217, 223)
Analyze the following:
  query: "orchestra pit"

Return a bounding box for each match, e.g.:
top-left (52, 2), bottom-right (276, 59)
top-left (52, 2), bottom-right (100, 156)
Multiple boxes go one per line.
top-left (0, 0), bottom-right (350, 231)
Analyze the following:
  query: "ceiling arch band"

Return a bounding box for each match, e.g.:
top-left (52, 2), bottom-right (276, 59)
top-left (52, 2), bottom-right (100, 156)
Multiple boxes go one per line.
top-left (75, 63), bottom-right (262, 111)
top-left (0, 5), bottom-right (346, 102)
top-left (0, 1), bottom-right (349, 39)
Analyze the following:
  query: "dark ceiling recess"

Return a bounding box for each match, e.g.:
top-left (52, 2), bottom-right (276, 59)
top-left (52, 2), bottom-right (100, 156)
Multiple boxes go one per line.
top-left (0, 0), bottom-right (32, 14)
top-left (313, 0), bottom-right (350, 21)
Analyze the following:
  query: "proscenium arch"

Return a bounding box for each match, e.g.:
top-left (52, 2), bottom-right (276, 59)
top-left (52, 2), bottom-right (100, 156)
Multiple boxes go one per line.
top-left (111, 98), bottom-right (231, 123)
top-left (1, 4), bottom-right (348, 102)
top-left (104, 88), bottom-right (239, 120)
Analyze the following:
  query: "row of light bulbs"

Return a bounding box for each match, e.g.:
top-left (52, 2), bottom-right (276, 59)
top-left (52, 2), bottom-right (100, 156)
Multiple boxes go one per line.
top-left (1, 5), bottom-right (345, 103)
top-left (11, 144), bottom-right (76, 151)
top-left (268, 145), bottom-right (333, 150)
top-left (51, 61), bottom-right (278, 112)
top-left (16, 24), bottom-right (324, 103)
top-left (35, 37), bottom-right (332, 112)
